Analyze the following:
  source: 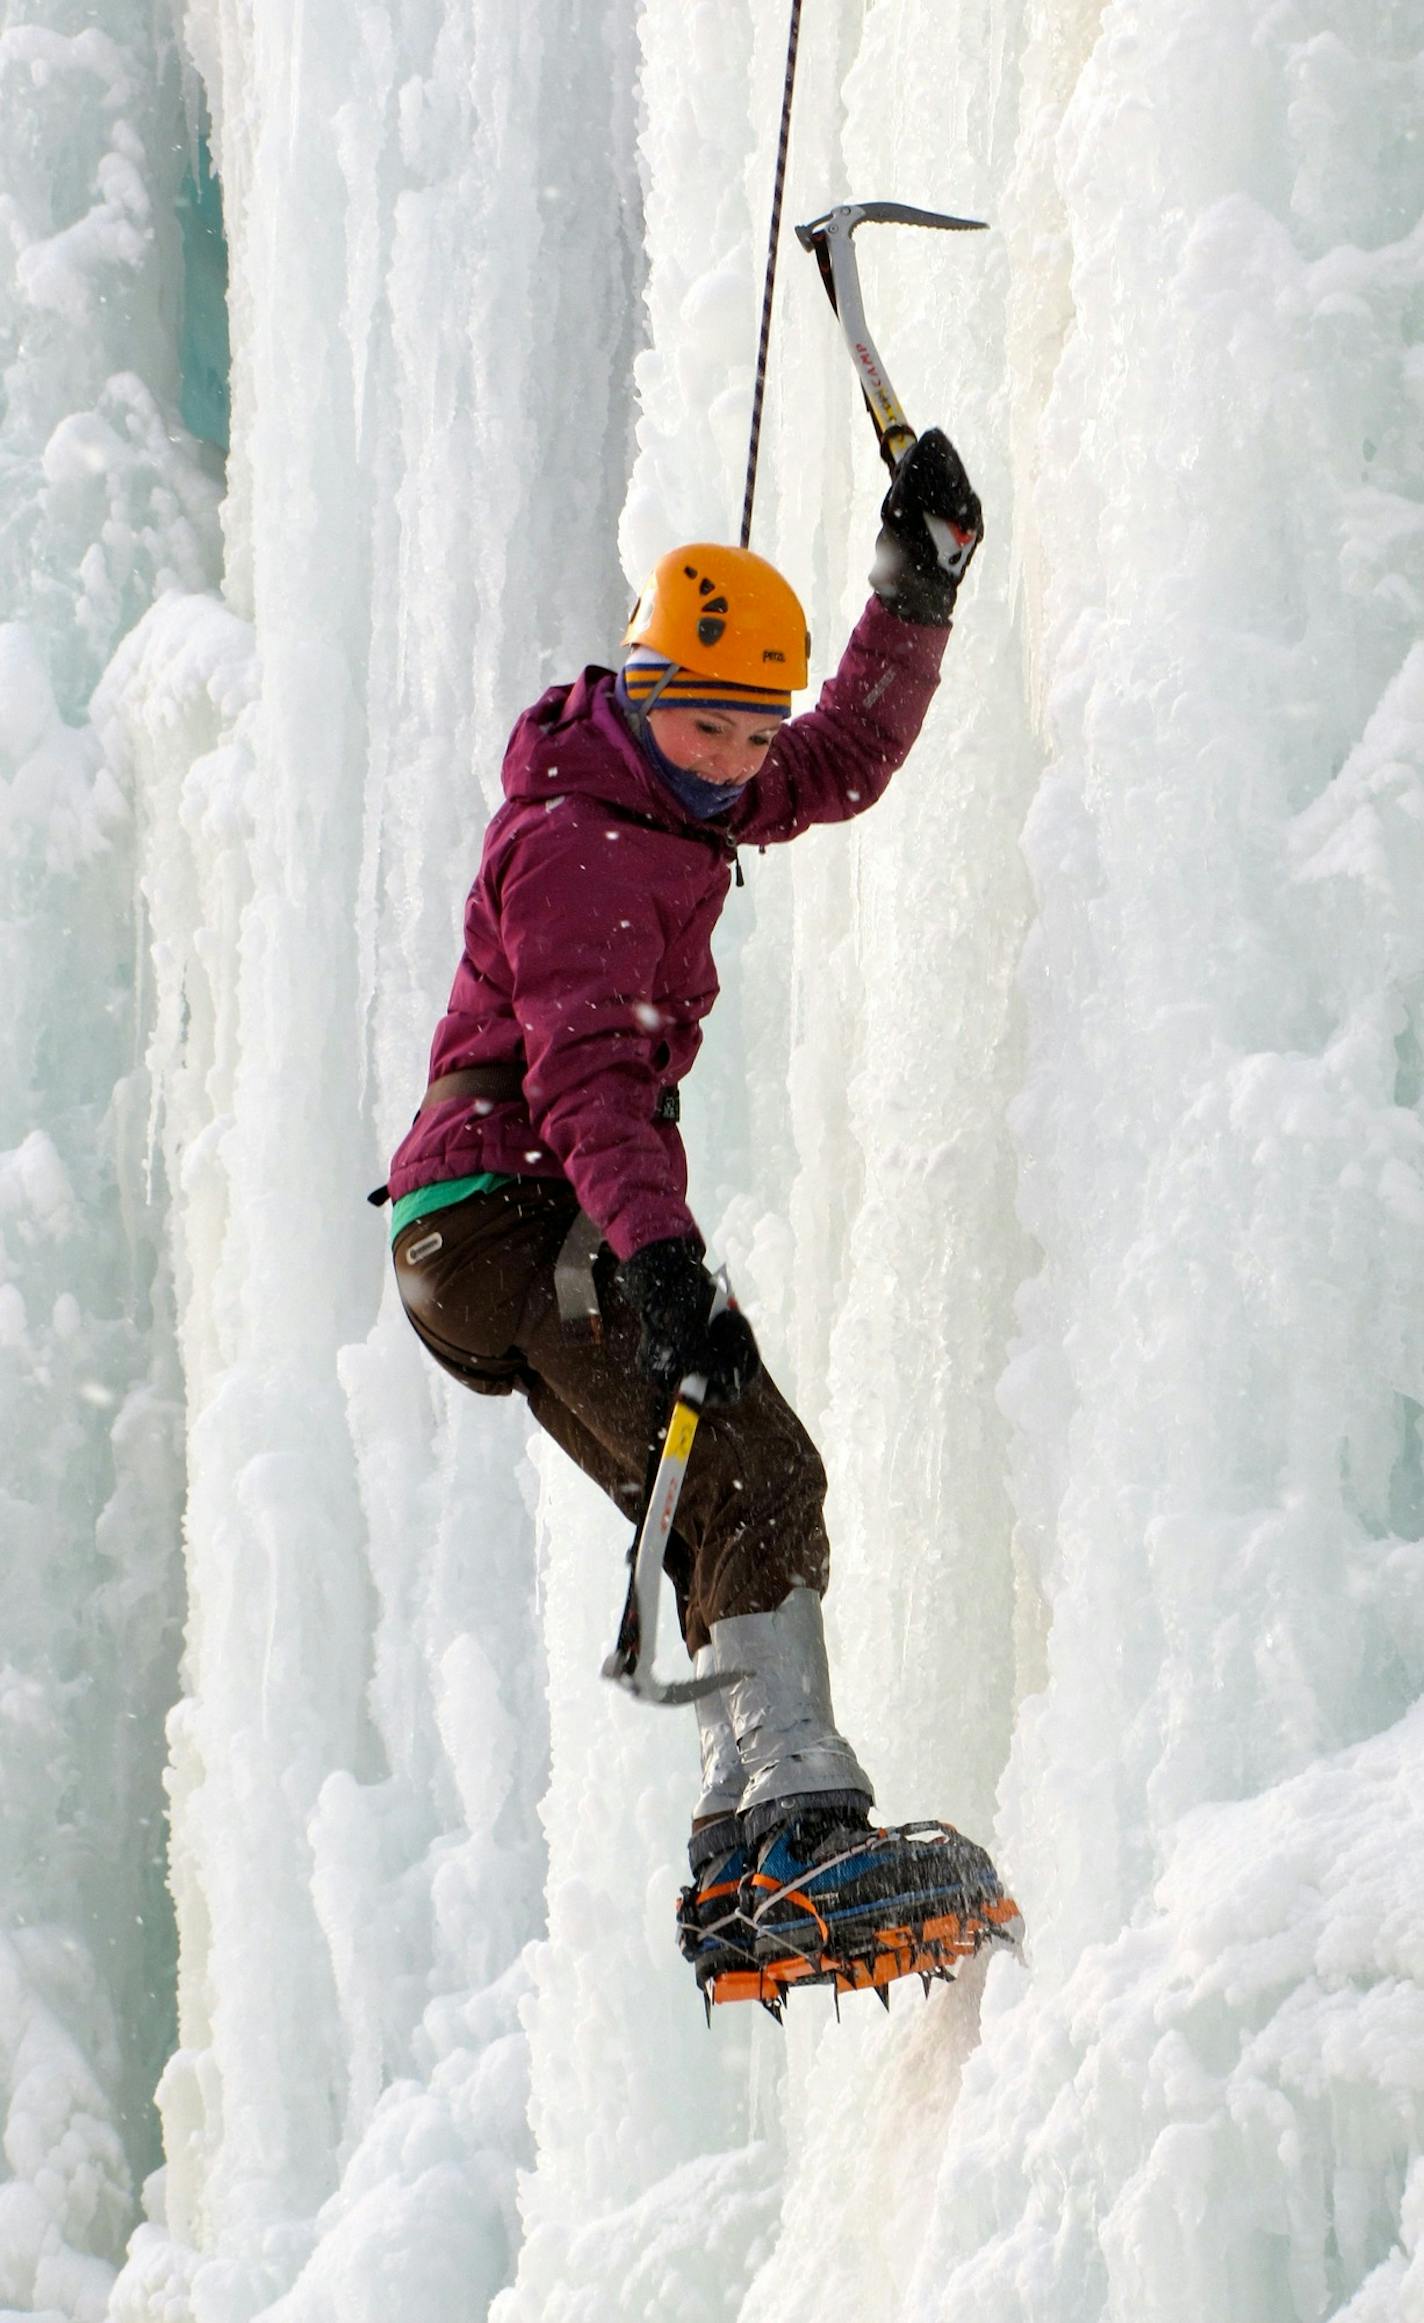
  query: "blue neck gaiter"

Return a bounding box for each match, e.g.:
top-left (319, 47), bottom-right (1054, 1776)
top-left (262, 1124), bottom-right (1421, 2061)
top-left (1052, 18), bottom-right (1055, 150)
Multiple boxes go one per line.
top-left (614, 670), bottom-right (746, 822)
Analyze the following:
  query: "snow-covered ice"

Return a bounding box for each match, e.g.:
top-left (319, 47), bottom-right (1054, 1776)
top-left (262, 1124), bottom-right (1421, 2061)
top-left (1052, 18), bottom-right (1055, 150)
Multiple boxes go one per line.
top-left (0, 0), bottom-right (1420, 2318)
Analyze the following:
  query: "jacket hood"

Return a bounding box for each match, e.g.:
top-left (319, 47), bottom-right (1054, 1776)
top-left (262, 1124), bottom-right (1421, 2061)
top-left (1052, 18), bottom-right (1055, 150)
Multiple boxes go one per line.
top-left (500, 666), bottom-right (701, 832)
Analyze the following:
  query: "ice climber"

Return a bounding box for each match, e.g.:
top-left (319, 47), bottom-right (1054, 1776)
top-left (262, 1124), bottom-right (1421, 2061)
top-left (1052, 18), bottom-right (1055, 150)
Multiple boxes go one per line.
top-left (379, 430), bottom-right (1013, 2003)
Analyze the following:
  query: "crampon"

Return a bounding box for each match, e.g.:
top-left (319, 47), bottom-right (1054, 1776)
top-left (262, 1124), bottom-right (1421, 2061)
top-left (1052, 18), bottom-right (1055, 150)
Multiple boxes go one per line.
top-left (680, 1819), bottom-right (1023, 2023)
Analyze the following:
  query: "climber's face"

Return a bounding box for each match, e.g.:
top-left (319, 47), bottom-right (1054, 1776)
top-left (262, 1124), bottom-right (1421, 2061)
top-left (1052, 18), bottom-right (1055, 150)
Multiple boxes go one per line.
top-left (647, 704), bottom-right (780, 787)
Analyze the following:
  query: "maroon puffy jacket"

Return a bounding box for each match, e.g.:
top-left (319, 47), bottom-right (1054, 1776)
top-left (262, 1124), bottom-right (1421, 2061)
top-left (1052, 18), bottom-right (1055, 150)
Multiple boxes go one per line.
top-left (387, 595), bottom-right (950, 1259)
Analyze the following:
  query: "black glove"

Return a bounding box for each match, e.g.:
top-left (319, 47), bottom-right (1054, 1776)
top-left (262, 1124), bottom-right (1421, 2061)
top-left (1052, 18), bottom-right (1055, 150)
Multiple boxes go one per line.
top-left (616, 1237), bottom-right (761, 1408)
top-left (870, 426), bottom-right (983, 625)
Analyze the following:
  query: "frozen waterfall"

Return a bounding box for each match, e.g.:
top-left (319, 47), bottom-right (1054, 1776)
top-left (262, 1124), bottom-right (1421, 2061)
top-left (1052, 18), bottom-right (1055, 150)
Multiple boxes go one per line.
top-left (1, 1), bottom-right (1421, 2319)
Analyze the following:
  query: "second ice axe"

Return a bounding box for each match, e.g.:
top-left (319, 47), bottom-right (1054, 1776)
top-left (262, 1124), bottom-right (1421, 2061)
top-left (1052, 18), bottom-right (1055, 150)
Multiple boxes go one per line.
top-left (795, 201), bottom-right (986, 470)
top-left (602, 1274), bottom-right (748, 1708)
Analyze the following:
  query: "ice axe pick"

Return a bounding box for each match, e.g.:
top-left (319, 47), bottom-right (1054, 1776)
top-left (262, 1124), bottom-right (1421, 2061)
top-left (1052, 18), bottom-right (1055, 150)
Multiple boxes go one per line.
top-left (795, 201), bottom-right (986, 471)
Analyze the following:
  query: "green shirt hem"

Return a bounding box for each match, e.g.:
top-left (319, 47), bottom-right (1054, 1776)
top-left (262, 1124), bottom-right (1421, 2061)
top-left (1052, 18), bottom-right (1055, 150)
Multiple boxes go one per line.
top-left (390, 1173), bottom-right (516, 1242)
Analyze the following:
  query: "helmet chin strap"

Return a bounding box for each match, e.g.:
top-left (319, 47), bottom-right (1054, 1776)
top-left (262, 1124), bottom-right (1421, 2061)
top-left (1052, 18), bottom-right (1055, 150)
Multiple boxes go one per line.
top-left (615, 665), bottom-right (749, 820)
top-left (632, 661), bottom-right (678, 729)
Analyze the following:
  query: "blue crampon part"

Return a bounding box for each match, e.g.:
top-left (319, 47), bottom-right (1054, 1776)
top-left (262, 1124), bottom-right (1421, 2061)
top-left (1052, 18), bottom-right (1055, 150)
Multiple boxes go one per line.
top-left (748, 1817), bottom-right (1004, 1963)
top-left (676, 1832), bottom-right (756, 1985)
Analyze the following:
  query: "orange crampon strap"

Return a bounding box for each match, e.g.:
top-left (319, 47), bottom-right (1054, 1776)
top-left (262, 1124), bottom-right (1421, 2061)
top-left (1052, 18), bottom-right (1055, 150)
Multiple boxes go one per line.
top-left (706, 1891), bottom-right (1023, 2011)
top-left (744, 1871), bottom-right (831, 1946)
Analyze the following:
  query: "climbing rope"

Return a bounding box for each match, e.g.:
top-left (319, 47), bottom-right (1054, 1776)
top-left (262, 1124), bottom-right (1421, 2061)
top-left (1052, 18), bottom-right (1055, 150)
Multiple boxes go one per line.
top-left (740, 0), bottom-right (803, 550)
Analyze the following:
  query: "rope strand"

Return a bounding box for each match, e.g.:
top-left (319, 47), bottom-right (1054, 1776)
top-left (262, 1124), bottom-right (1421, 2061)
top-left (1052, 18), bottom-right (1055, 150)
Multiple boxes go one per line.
top-left (740, 0), bottom-right (803, 550)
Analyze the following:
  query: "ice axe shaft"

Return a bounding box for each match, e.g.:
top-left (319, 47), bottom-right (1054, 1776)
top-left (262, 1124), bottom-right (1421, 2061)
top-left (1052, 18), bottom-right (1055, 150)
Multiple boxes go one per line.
top-left (602, 1277), bottom-right (745, 1708)
top-left (795, 201), bottom-right (987, 470)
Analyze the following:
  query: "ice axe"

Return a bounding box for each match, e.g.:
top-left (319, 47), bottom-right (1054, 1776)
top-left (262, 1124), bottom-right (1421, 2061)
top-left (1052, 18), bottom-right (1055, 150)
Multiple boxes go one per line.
top-left (602, 1275), bottom-right (747, 1708)
top-left (795, 201), bottom-right (987, 471)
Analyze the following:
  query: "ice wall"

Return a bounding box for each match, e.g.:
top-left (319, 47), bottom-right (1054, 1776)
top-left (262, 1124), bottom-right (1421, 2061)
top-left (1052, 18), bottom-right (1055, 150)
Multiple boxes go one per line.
top-left (0, 8), bottom-right (221, 2314)
top-left (913, 2), bottom-right (1424, 2311)
top-left (721, 0), bottom-right (1424, 2314)
top-left (2, 0), bottom-right (1421, 2320)
top-left (97, 3), bottom-right (647, 2319)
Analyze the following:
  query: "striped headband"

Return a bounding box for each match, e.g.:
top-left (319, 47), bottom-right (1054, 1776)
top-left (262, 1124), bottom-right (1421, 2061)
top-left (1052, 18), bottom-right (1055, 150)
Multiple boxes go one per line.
top-left (620, 646), bottom-right (792, 722)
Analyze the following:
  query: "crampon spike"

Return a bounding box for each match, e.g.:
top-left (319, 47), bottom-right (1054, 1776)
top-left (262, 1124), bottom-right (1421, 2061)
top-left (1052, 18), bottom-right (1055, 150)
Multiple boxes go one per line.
top-left (698, 1856), bottom-right (1023, 2017)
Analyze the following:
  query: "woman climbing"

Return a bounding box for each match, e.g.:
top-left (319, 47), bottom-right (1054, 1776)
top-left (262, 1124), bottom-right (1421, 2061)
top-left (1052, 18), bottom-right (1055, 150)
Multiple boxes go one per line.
top-left (382, 429), bottom-right (1015, 2007)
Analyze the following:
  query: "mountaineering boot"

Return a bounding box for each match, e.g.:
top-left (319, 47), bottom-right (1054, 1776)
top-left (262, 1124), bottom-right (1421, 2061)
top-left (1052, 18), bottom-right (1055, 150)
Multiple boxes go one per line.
top-left (676, 1815), bottom-right (755, 1988)
top-left (745, 1803), bottom-right (1011, 1967)
top-left (695, 1591), bottom-right (1022, 2005)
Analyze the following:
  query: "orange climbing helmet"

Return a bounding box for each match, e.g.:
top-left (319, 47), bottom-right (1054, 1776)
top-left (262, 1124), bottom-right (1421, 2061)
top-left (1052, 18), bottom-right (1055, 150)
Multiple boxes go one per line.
top-left (623, 544), bottom-right (811, 706)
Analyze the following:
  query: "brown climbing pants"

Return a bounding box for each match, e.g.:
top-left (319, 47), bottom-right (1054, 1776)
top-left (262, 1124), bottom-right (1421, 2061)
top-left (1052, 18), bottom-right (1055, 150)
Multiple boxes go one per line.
top-left (391, 1179), bottom-right (830, 1655)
